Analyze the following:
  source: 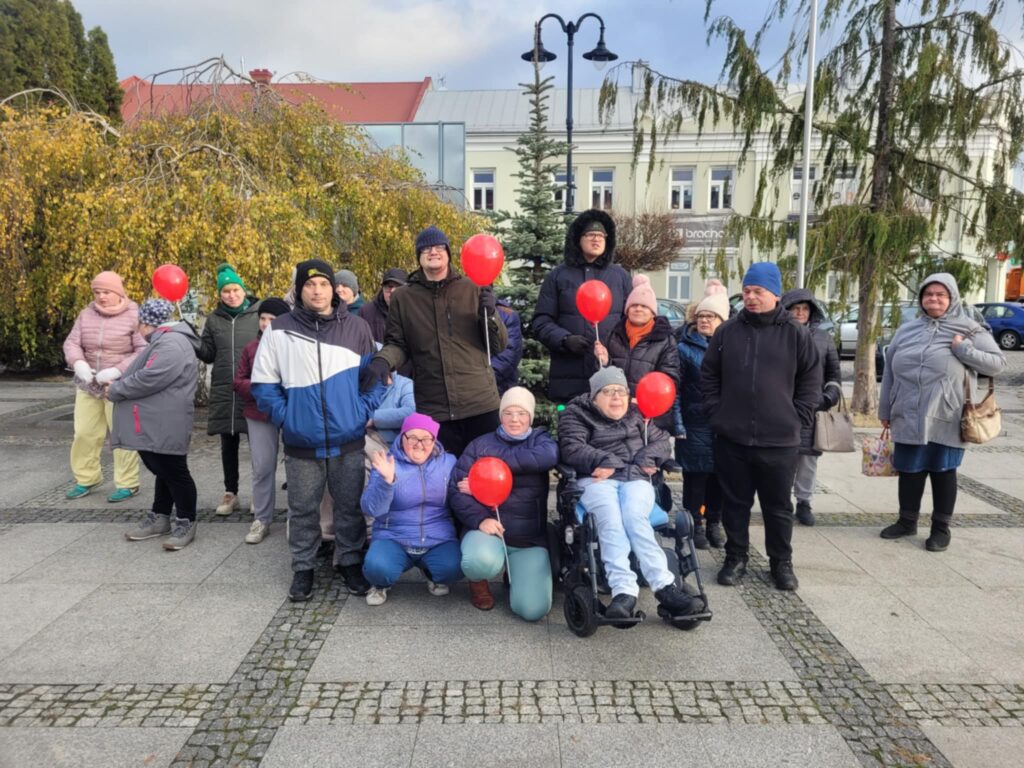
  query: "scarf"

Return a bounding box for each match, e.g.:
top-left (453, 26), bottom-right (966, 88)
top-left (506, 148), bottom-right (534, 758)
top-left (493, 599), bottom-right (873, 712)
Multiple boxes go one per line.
top-left (221, 298), bottom-right (251, 316)
top-left (92, 296), bottom-right (129, 317)
top-left (498, 426), bottom-right (532, 442)
top-left (625, 318), bottom-right (655, 349)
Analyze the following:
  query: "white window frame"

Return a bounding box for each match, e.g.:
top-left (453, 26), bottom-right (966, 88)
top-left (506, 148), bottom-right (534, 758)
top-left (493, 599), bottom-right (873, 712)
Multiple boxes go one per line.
top-left (666, 258), bottom-right (693, 302)
top-left (709, 167), bottom-right (733, 211)
top-left (471, 169), bottom-right (495, 211)
top-left (552, 167), bottom-right (576, 211)
top-left (830, 165), bottom-right (858, 207)
top-left (590, 168), bottom-right (614, 211)
top-left (791, 165), bottom-right (818, 214)
top-left (670, 167), bottom-right (694, 211)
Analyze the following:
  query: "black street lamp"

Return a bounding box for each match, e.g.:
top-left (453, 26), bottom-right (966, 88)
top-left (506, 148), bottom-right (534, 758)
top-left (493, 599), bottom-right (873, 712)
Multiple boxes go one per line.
top-left (522, 13), bottom-right (617, 214)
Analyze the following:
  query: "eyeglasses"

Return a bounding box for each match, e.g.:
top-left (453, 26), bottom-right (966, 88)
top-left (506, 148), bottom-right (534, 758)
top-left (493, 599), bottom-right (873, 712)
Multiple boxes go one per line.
top-left (695, 313), bottom-right (718, 322)
top-left (420, 246), bottom-right (447, 256)
top-left (502, 408), bottom-right (531, 420)
top-left (598, 386), bottom-right (629, 398)
top-left (403, 434), bottom-right (435, 448)
top-left (582, 233), bottom-right (606, 240)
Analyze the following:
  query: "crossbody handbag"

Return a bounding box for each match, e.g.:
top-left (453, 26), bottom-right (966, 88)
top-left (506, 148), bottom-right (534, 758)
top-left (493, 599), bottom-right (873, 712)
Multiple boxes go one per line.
top-left (960, 370), bottom-right (1001, 444)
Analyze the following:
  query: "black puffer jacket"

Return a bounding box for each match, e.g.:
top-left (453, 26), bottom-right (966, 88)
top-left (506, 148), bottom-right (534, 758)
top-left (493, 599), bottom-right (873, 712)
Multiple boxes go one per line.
top-left (781, 289), bottom-right (843, 455)
top-left (605, 315), bottom-right (681, 432)
top-left (532, 209), bottom-right (633, 402)
top-left (700, 305), bottom-right (823, 448)
top-left (558, 395), bottom-right (671, 483)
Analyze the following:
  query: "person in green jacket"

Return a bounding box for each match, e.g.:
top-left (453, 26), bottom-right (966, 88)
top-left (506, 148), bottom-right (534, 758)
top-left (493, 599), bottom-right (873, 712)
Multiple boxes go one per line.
top-left (197, 263), bottom-right (262, 515)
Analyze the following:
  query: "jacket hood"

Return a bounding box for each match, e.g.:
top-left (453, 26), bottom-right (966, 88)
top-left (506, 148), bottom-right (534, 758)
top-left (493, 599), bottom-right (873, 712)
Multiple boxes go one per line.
top-left (155, 321), bottom-right (201, 351)
top-left (916, 272), bottom-right (982, 335)
top-left (565, 209), bottom-right (617, 268)
top-left (780, 288), bottom-right (825, 325)
top-left (679, 322), bottom-right (710, 349)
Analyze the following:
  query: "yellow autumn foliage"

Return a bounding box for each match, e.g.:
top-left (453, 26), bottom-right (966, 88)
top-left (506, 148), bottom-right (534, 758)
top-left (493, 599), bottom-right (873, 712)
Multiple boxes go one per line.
top-left (0, 97), bottom-right (483, 368)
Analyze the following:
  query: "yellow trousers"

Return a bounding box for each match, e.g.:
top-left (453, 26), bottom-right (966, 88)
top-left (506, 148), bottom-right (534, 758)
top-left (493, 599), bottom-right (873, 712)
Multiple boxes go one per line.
top-left (69, 389), bottom-right (140, 489)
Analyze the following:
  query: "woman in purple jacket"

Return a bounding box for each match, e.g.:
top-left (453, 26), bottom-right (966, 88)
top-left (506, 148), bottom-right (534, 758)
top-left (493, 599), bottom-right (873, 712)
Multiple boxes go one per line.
top-left (360, 413), bottom-right (462, 606)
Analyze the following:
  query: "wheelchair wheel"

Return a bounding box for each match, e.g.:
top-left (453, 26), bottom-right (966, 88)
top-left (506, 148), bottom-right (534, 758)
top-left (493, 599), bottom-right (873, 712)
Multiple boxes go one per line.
top-left (564, 585), bottom-right (598, 637)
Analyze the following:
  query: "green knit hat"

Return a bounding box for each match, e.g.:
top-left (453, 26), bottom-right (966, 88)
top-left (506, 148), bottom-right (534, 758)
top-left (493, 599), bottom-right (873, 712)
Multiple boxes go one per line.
top-left (216, 262), bottom-right (246, 292)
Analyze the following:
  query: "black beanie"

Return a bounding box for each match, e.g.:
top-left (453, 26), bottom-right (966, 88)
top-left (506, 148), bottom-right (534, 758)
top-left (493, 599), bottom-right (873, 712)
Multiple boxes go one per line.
top-left (294, 259), bottom-right (337, 301)
top-left (258, 297), bottom-right (290, 318)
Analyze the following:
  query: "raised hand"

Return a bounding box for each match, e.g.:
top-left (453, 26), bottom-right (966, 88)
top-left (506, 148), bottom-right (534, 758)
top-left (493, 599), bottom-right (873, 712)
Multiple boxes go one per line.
top-left (371, 450), bottom-right (396, 484)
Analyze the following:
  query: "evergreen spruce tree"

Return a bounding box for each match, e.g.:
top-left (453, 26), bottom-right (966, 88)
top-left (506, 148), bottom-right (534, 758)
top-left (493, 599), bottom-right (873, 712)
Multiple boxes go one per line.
top-left (492, 60), bottom-right (571, 427)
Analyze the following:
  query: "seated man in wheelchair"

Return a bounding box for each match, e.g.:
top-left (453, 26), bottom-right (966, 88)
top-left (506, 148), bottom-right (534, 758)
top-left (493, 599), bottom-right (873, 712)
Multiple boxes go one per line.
top-left (558, 366), bottom-right (705, 621)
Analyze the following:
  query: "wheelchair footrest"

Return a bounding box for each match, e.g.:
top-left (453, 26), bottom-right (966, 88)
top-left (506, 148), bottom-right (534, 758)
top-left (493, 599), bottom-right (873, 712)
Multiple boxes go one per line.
top-left (656, 605), bottom-right (713, 623)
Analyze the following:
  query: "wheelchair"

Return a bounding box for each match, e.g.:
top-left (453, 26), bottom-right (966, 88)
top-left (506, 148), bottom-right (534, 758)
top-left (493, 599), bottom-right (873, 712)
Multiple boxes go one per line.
top-left (549, 459), bottom-right (713, 637)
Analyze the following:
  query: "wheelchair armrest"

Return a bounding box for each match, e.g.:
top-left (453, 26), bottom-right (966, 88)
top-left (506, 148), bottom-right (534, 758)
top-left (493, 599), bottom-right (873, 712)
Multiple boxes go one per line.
top-left (555, 463), bottom-right (578, 481)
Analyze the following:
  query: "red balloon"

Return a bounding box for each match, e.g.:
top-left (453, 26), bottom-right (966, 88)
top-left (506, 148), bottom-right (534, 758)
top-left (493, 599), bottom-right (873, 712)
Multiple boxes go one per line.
top-left (576, 280), bottom-right (612, 324)
top-left (468, 456), bottom-right (513, 508)
top-left (636, 371), bottom-right (676, 419)
top-left (461, 233), bottom-right (505, 286)
top-left (152, 264), bottom-right (189, 302)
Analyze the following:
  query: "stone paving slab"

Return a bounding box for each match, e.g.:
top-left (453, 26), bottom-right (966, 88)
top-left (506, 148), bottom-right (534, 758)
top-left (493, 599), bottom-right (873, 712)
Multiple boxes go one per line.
top-left (0, 726), bottom-right (192, 767)
top-left (413, 723), bottom-right (561, 767)
top-left (0, 523), bottom-right (99, 583)
top-left (260, 724), bottom-right (418, 767)
top-left (0, 582), bottom-right (99, 659)
top-left (922, 725), bottom-right (1024, 768)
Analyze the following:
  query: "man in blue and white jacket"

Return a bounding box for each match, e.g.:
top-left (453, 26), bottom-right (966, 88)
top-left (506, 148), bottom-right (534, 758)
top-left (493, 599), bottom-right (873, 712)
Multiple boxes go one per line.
top-left (253, 259), bottom-right (384, 602)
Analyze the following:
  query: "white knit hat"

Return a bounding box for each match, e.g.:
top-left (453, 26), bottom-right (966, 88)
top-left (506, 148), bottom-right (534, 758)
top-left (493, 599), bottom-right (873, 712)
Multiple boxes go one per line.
top-left (499, 386), bottom-right (535, 420)
top-left (696, 292), bottom-right (730, 322)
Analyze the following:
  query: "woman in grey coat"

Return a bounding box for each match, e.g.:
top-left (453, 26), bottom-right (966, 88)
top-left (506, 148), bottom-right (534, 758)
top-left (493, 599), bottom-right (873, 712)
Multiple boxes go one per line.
top-left (108, 300), bottom-right (202, 551)
top-left (878, 273), bottom-right (1005, 551)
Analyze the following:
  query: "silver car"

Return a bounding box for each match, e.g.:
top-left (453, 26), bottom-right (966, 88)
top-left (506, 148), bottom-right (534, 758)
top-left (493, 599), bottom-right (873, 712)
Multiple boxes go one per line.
top-left (836, 303), bottom-right (914, 358)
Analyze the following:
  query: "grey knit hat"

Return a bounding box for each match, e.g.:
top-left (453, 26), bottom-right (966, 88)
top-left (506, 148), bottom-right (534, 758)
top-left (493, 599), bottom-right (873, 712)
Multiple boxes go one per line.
top-left (138, 299), bottom-right (174, 326)
top-left (335, 269), bottom-right (359, 293)
top-left (589, 365), bottom-right (629, 397)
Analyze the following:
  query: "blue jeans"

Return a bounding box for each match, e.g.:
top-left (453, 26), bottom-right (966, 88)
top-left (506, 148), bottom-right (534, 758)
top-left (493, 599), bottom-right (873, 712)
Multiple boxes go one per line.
top-left (579, 478), bottom-right (674, 598)
top-left (362, 538), bottom-right (463, 588)
top-left (461, 530), bottom-right (552, 621)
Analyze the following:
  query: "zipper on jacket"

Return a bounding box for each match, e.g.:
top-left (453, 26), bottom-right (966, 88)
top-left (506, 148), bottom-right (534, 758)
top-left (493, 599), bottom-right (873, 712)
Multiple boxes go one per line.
top-left (315, 319), bottom-right (330, 457)
top-left (230, 316), bottom-right (237, 436)
top-left (96, 315), bottom-right (107, 372)
top-left (419, 464), bottom-right (427, 544)
top-left (432, 289), bottom-right (454, 420)
top-left (750, 329), bottom-right (759, 444)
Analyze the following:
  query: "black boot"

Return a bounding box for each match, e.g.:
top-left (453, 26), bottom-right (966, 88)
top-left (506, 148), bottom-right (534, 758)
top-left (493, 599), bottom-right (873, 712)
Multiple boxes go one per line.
top-left (289, 569), bottom-right (314, 602)
top-left (691, 515), bottom-right (709, 550)
top-left (880, 513), bottom-right (918, 539)
top-left (655, 583), bottom-right (704, 616)
top-left (795, 500), bottom-right (815, 526)
top-left (717, 554), bottom-right (748, 586)
top-left (705, 521), bottom-right (725, 549)
top-left (605, 593), bottom-right (637, 620)
top-left (337, 563), bottom-right (371, 596)
top-left (926, 521), bottom-right (951, 552)
top-left (770, 559), bottom-right (799, 591)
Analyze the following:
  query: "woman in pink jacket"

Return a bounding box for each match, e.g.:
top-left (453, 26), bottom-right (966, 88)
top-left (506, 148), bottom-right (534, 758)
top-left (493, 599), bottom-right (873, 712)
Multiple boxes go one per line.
top-left (62, 271), bottom-right (147, 501)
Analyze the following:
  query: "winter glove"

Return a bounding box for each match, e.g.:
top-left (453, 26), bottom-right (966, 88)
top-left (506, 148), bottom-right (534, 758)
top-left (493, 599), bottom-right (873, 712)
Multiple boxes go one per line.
top-left (562, 335), bottom-right (590, 356)
top-left (95, 368), bottom-right (122, 385)
top-left (73, 360), bottom-right (94, 384)
top-left (360, 357), bottom-right (391, 393)
top-left (478, 285), bottom-right (497, 316)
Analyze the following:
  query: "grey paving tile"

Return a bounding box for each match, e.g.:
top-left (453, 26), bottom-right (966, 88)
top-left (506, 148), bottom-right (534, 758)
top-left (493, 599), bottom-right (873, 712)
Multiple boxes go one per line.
top-left (817, 527), bottom-right (973, 587)
top-left (10, 523), bottom-right (157, 585)
top-left (412, 724), bottom-right (560, 767)
top-left (0, 581), bottom-right (97, 659)
top-left (0, 523), bottom-right (99, 582)
top-left (336, 581), bottom-right (541, 627)
top-left (922, 725), bottom-right (1024, 768)
top-left (0, 727), bottom-right (191, 768)
top-left (307, 623), bottom-right (554, 682)
top-left (202, 525), bottom-right (294, 586)
top-left (559, 724), bottom-right (710, 767)
top-left (113, 522), bottom-right (249, 584)
top-left (698, 723), bottom-right (861, 767)
top-left (939, 528), bottom-right (1024, 588)
top-left (261, 725), bottom-right (417, 768)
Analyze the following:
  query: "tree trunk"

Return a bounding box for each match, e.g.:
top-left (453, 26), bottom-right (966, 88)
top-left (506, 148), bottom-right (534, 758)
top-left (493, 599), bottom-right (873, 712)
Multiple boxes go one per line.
top-left (851, 0), bottom-right (897, 416)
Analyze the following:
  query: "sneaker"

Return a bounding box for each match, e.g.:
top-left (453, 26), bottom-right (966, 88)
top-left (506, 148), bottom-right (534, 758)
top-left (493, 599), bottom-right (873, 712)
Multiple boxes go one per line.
top-left (427, 579), bottom-right (450, 597)
top-left (366, 586), bottom-right (388, 606)
top-left (163, 517), bottom-right (196, 551)
top-left (125, 510), bottom-right (171, 541)
top-left (717, 555), bottom-right (748, 586)
top-left (880, 516), bottom-right (918, 539)
top-left (107, 487), bottom-right (139, 503)
top-left (469, 580), bottom-right (494, 610)
top-left (770, 560), bottom-right (799, 591)
top-left (795, 500), bottom-right (816, 526)
top-left (66, 483), bottom-right (96, 500)
top-left (338, 564), bottom-right (371, 596)
top-left (289, 569), bottom-right (314, 602)
top-left (654, 583), bottom-right (704, 616)
top-left (604, 593), bottom-right (637, 620)
top-left (245, 520), bottom-right (269, 544)
top-left (706, 521), bottom-right (725, 549)
top-left (215, 492), bottom-right (240, 516)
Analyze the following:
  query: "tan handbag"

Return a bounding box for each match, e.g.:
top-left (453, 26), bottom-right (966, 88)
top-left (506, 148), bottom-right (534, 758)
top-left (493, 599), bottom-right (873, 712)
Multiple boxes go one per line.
top-left (960, 372), bottom-right (1001, 444)
top-left (814, 383), bottom-right (856, 452)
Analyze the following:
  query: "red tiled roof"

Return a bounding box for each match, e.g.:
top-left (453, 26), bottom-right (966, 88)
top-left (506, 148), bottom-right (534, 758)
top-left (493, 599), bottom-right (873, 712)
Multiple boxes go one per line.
top-left (119, 76), bottom-right (432, 124)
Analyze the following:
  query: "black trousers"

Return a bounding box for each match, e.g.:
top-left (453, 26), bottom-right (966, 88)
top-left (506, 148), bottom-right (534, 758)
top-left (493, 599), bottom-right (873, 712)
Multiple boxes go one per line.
top-left (220, 433), bottom-right (241, 494)
top-left (898, 470), bottom-right (958, 526)
top-left (138, 451), bottom-right (198, 521)
top-left (714, 436), bottom-right (799, 562)
top-left (437, 410), bottom-right (500, 458)
top-left (682, 471), bottom-right (722, 524)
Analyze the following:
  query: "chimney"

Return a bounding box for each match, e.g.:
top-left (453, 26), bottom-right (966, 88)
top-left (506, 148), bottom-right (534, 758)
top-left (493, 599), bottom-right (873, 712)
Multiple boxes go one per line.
top-left (249, 68), bottom-right (273, 86)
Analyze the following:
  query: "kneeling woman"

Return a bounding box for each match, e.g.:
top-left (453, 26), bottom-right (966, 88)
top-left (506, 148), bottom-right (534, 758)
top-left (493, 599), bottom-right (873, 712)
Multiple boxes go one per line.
top-left (450, 387), bottom-right (559, 620)
top-left (361, 414), bottom-right (462, 606)
top-left (559, 366), bottom-right (700, 620)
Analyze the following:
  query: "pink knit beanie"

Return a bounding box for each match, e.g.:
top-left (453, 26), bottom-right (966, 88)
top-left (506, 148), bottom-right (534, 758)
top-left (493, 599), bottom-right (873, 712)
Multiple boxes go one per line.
top-left (625, 274), bottom-right (658, 314)
top-left (91, 271), bottom-right (127, 298)
top-left (703, 278), bottom-right (727, 297)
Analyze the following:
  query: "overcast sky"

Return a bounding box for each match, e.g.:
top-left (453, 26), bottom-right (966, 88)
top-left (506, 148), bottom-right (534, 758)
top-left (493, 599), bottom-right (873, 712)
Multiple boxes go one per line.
top-left (75, 0), bottom-right (1022, 91)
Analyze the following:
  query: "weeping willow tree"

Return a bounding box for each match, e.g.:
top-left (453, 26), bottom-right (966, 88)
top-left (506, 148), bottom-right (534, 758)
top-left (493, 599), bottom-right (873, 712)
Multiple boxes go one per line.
top-left (602, 0), bottom-right (1024, 414)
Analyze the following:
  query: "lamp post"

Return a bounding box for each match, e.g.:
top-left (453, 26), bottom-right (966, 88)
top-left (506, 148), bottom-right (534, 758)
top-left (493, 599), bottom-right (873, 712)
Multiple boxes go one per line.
top-left (522, 13), bottom-right (617, 214)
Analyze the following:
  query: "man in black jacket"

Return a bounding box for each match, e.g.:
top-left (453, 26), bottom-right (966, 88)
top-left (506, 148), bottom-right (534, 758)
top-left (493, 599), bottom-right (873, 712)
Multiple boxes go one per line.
top-left (700, 262), bottom-right (822, 591)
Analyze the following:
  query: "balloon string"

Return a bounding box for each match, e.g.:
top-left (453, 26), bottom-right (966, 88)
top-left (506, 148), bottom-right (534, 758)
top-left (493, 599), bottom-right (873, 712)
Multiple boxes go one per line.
top-left (493, 504), bottom-right (512, 584)
top-left (594, 321), bottom-right (599, 345)
top-left (644, 419), bottom-right (654, 485)
top-left (483, 306), bottom-right (492, 367)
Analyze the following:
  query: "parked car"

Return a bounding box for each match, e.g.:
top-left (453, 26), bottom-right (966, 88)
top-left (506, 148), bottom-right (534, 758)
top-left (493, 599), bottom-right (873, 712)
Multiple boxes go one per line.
top-left (876, 304), bottom-right (992, 378)
top-left (836, 302), bottom-right (914, 358)
top-left (974, 302), bottom-right (1024, 350)
top-left (656, 298), bottom-right (689, 329)
top-left (728, 292), bottom-right (834, 336)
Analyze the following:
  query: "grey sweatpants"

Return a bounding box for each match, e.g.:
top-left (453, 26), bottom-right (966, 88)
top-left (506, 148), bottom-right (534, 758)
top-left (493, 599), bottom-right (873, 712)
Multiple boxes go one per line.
top-left (246, 418), bottom-right (280, 526)
top-left (793, 454), bottom-right (819, 503)
top-left (285, 451), bottom-right (366, 572)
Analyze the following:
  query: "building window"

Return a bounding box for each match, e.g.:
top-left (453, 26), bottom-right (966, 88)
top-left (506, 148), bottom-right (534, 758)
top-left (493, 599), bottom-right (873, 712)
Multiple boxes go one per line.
top-left (670, 168), bottom-right (694, 211)
top-left (830, 165), bottom-right (858, 206)
top-left (472, 170), bottom-right (495, 211)
top-left (791, 165), bottom-right (817, 214)
top-left (591, 169), bottom-right (614, 210)
top-left (667, 259), bottom-right (692, 301)
top-left (552, 168), bottom-right (575, 210)
top-left (709, 168), bottom-right (733, 210)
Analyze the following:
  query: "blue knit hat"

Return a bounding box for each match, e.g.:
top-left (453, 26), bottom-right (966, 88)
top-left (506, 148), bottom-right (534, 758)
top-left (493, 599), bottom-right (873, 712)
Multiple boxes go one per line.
top-left (742, 262), bottom-right (782, 297)
top-left (139, 299), bottom-right (174, 326)
top-left (415, 226), bottom-right (450, 256)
